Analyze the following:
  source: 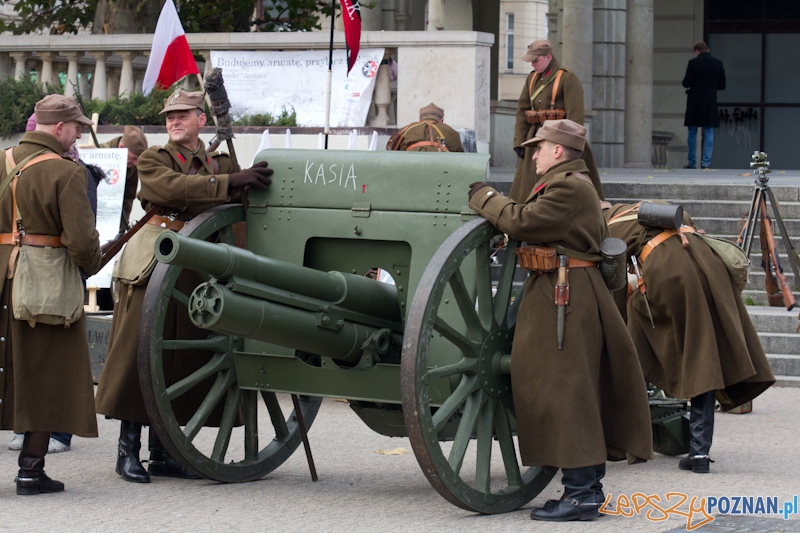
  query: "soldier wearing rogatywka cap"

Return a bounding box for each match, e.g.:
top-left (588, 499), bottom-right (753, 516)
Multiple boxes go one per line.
top-left (95, 88), bottom-right (273, 485)
top-left (387, 102), bottom-right (464, 152)
top-left (512, 39), bottom-right (604, 204)
top-left (0, 94), bottom-right (102, 495)
top-left (468, 119), bottom-right (653, 523)
top-left (96, 125), bottom-right (150, 232)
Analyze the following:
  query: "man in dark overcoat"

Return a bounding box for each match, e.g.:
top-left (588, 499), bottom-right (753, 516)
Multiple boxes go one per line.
top-left (512, 39), bottom-right (603, 203)
top-left (0, 94), bottom-right (102, 495)
top-left (605, 203), bottom-right (774, 473)
top-left (682, 41), bottom-right (726, 169)
top-left (95, 89), bottom-right (273, 484)
top-left (388, 103), bottom-right (464, 152)
top-left (468, 120), bottom-right (652, 522)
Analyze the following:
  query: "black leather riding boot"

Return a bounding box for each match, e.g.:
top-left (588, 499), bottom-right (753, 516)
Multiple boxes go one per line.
top-left (531, 466), bottom-right (602, 521)
top-left (593, 463), bottom-right (606, 505)
top-left (116, 420), bottom-right (150, 483)
top-left (17, 431), bottom-right (64, 495)
top-left (148, 427), bottom-right (199, 479)
top-left (679, 390), bottom-right (715, 473)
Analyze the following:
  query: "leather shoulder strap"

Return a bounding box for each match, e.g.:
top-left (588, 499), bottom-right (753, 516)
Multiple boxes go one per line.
top-left (607, 202), bottom-right (643, 225)
top-left (550, 70), bottom-right (564, 109)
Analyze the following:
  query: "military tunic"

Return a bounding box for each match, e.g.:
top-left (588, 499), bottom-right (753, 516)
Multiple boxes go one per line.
top-left (511, 58), bottom-right (604, 202)
top-left (101, 136), bottom-right (140, 232)
top-left (95, 140), bottom-right (238, 424)
top-left (605, 204), bottom-right (775, 410)
top-left (0, 132), bottom-right (102, 436)
top-left (469, 159), bottom-right (652, 468)
top-left (391, 119), bottom-right (464, 152)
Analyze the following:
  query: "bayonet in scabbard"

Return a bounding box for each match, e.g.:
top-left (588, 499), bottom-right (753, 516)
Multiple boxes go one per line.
top-left (555, 254), bottom-right (569, 349)
top-left (631, 255), bottom-right (655, 328)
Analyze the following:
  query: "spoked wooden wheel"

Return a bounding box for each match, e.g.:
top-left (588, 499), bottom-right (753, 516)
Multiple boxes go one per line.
top-left (139, 204), bottom-right (322, 482)
top-left (402, 218), bottom-right (556, 514)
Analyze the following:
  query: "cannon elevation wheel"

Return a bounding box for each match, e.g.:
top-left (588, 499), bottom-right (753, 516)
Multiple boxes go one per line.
top-left (139, 205), bottom-right (322, 483)
top-left (402, 218), bottom-right (556, 514)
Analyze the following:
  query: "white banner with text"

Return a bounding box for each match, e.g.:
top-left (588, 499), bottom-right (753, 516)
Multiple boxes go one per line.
top-left (209, 48), bottom-right (384, 127)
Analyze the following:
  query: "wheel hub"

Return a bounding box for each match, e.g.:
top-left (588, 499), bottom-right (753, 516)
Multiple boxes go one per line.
top-left (477, 328), bottom-right (512, 399)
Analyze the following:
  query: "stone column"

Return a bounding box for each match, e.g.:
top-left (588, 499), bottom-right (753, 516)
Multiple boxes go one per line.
top-left (198, 50), bottom-right (213, 78)
top-left (79, 65), bottom-right (92, 98)
top-left (134, 75), bottom-right (143, 94)
top-left (39, 52), bottom-right (55, 87)
top-left (382, 0), bottom-right (396, 31)
top-left (91, 52), bottom-right (109, 101)
top-left (428, 0), bottom-right (445, 30)
top-left (370, 62), bottom-right (392, 126)
top-left (62, 52), bottom-right (81, 96)
top-left (10, 52), bottom-right (30, 80)
top-left (561, 0), bottom-right (593, 112)
top-left (107, 67), bottom-right (120, 99)
top-left (117, 51), bottom-right (136, 98)
top-left (394, 0), bottom-right (409, 31)
top-left (361, 0), bottom-right (383, 30)
top-left (0, 53), bottom-right (11, 78)
top-left (624, 0), bottom-right (653, 168)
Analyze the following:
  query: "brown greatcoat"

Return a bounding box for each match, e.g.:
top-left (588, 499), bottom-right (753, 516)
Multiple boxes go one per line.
top-left (95, 140), bottom-right (238, 424)
top-left (605, 203), bottom-right (775, 410)
top-left (100, 136), bottom-right (140, 232)
top-left (0, 131), bottom-right (102, 436)
top-left (390, 119), bottom-right (464, 152)
top-left (511, 57), bottom-right (604, 202)
top-left (469, 159), bottom-right (652, 468)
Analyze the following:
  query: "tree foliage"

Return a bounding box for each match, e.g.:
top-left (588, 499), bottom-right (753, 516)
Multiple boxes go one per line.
top-left (0, 0), bottom-right (336, 35)
top-left (0, 76), bottom-right (54, 138)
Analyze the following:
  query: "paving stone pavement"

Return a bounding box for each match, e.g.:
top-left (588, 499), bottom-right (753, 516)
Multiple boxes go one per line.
top-left (1, 385), bottom-right (798, 532)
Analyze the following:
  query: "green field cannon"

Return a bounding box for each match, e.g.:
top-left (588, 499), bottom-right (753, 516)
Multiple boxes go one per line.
top-left (138, 149), bottom-right (551, 514)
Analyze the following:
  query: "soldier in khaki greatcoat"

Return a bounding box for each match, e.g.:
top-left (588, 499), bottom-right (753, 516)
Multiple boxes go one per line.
top-left (0, 94), bottom-right (101, 495)
top-left (100, 125), bottom-right (149, 232)
top-left (512, 40), bottom-right (604, 203)
top-left (95, 89), bottom-right (273, 484)
top-left (468, 120), bottom-right (652, 522)
top-left (387, 103), bottom-right (464, 152)
top-left (605, 203), bottom-right (775, 473)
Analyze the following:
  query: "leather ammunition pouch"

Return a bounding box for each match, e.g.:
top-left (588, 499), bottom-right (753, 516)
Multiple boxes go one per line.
top-left (525, 108), bottom-right (567, 125)
top-left (515, 245), bottom-right (558, 274)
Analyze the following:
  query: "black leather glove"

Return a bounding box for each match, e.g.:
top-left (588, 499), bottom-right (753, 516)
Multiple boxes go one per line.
top-left (468, 181), bottom-right (491, 201)
top-left (228, 161), bottom-right (273, 190)
top-left (514, 147), bottom-right (525, 159)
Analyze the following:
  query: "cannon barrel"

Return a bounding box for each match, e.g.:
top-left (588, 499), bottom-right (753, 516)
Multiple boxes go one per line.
top-left (155, 231), bottom-right (401, 324)
top-left (188, 281), bottom-right (395, 363)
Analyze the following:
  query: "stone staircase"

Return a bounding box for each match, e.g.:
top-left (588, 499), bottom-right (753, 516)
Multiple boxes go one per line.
top-left (488, 175), bottom-right (800, 388)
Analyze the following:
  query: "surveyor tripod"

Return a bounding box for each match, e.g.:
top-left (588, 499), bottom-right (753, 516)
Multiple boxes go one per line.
top-left (737, 151), bottom-right (800, 310)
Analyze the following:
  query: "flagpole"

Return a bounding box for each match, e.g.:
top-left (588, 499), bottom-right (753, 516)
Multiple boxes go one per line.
top-left (324, 0), bottom-right (335, 150)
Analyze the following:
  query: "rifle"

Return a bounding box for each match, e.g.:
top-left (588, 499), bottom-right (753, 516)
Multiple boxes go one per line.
top-left (69, 81), bottom-right (100, 148)
top-left (99, 205), bottom-right (160, 268)
top-left (760, 212), bottom-right (783, 307)
top-left (762, 203), bottom-right (796, 310)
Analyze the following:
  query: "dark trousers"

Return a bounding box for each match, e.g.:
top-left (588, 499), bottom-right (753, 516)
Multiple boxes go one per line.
top-left (18, 431), bottom-right (49, 478)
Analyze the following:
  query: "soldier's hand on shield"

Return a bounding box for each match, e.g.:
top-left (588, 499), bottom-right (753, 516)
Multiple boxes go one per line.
top-left (228, 161), bottom-right (273, 190)
top-left (468, 181), bottom-right (490, 200)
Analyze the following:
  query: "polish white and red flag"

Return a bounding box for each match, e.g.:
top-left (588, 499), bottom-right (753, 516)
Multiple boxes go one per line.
top-left (142, 0), bottom-right (199, 94)
top-left (339, 0), bottom-right (362, 75)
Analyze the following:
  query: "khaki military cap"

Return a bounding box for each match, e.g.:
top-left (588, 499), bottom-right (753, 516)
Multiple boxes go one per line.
top-left (160, 89), bottom-right (205, 114)
top-left (521, 119), bottom-right (586, 152)
top-left (419, 103), bottom-right (444, 121)
top-left (34, 94), bottom-right (93, 126)
top-left (522, 39), bottom-right (553, 62)
top-left (121, 125), bottom-right (148, 156)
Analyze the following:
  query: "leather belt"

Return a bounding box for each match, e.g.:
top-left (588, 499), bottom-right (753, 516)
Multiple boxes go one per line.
top-left (567, 258), bottom-right (598, 268)
top-left (0, 233), bottom-right (63, 247)
top-left (147, 215), bottom-right (185, 232)
top-left (639, 226), bottom-right (695, 263)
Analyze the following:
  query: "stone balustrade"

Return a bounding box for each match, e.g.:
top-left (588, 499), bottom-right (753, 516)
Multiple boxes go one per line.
top-left (0, 31), bottom-right (493, 151)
